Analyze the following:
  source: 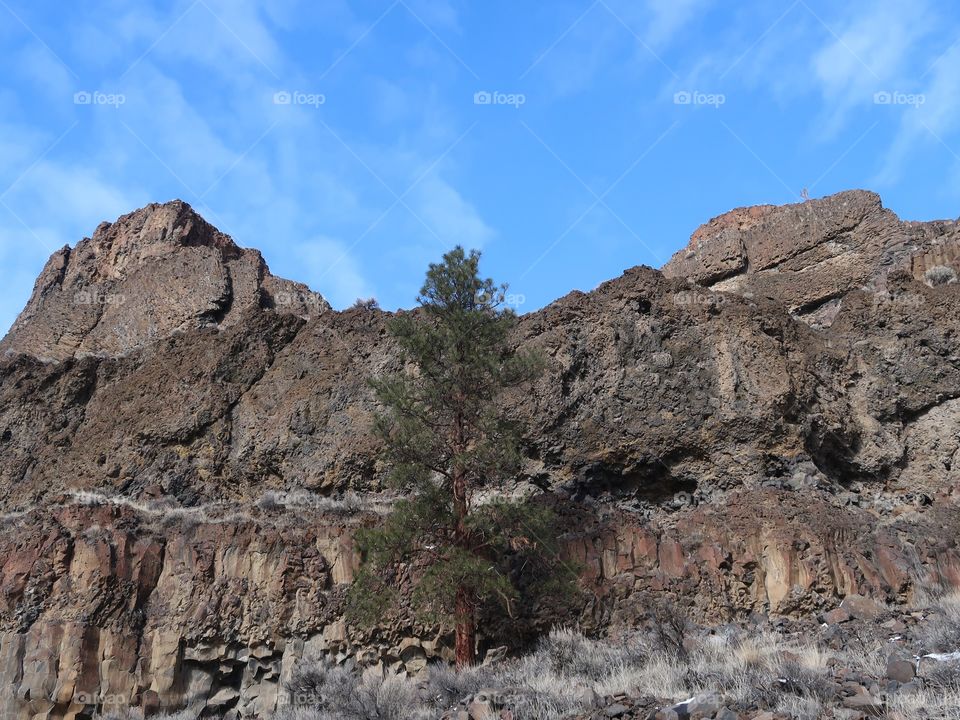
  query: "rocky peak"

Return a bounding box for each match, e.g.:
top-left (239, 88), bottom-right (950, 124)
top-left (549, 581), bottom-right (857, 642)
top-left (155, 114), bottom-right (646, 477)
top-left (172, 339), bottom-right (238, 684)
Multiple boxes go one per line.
top-left (663, 190), bottom-right (960, 326)
top-left (84, 201), bottom-right (242, 281)
top-left (0, 201), bottom-right (329, 362)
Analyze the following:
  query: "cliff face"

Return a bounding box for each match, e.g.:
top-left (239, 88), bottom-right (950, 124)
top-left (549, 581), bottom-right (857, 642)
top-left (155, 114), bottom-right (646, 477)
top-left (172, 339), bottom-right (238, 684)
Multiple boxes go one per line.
top-left (1, 192), bottom-right (959, 719)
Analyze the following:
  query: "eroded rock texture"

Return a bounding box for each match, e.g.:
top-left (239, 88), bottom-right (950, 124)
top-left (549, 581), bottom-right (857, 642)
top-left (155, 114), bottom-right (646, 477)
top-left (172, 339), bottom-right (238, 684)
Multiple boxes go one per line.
top-left (1, 192), bottom-right (959, 718)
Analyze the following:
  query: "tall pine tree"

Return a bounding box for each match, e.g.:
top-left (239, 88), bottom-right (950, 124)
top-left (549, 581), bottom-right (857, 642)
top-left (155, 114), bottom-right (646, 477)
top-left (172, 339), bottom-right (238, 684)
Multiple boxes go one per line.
top-left (347, 247), bottom-right (573, 667)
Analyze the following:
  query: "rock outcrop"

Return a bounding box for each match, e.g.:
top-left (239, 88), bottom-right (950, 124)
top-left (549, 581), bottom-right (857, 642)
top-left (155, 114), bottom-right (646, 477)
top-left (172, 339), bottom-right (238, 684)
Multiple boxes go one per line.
top-left (662, 190), bottom-right (960, 326)
top-left (0, 201), bottom-right (327, 362)
top-left (0, 193), bottom-right (959, 718)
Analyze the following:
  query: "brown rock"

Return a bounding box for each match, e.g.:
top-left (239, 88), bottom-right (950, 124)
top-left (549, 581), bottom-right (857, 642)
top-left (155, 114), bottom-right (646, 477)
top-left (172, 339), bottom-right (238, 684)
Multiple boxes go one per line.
top-left (886, 658), bottom-right (915, 683)
top-left (842, 692), bottom-right (884, 716)
top-left (840, 594), bottom-right (885, 621)
top-left (663, 190), bottom-right (960, 328)
top-left (467, 698), bottom-right (496, 720)
top-left (0, 201), bottom-right (329, 362)
top-left (823, 607), bottom-right (852, 624)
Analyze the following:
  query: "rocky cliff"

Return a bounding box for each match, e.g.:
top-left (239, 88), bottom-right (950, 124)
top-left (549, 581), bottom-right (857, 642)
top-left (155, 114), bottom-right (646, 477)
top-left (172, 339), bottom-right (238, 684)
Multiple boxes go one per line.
top-left (1, 191), bottom-right (959, 719)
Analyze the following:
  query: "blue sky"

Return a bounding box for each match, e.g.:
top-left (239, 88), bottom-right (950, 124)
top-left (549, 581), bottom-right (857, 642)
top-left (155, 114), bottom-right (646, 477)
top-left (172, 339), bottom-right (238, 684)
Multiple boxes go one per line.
top-left (1, 0), bottom-right (959, 331)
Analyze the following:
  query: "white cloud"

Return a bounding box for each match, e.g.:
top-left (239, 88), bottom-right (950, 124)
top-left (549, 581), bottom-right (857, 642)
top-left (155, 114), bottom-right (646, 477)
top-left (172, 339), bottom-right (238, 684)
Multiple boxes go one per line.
top-left (875, 42), bottom-right (960, 185)
top-left (411, 175), bottom-right (495, 250)
top-left (14, 162), bottom-right (142, 234)
top-left (0, 146), bottom-right (143, 335)
top-left (292, 236), bottom-right (374, 308)
top-left (149, 0), bottom-right (285, 79)
top-left (804, 0), bottom-right (935, 135)
top-left (14, 44), bottom-right (75, 106)
top-left (115, 63), bottom-right (244, 195)
top-left (403, 0), bottom-right (461, 33)
top-left (642, 0), bottom-right (712, 48)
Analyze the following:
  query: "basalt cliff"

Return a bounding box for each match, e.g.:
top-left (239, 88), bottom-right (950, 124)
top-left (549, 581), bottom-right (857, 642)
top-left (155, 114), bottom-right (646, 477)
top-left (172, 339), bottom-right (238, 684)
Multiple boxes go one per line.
top-left (1, 190), bottom-right (959, 719)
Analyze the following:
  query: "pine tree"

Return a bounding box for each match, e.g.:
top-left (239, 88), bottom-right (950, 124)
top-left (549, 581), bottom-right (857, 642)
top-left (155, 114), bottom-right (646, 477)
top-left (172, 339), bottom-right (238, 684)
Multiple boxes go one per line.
top-left (346, 247), bottom-right (573, 668)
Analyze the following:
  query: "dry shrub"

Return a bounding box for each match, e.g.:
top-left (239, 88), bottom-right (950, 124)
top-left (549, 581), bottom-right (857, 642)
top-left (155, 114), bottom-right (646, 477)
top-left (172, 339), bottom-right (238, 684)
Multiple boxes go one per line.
top-left (925, 265), bottom-right (958, 287)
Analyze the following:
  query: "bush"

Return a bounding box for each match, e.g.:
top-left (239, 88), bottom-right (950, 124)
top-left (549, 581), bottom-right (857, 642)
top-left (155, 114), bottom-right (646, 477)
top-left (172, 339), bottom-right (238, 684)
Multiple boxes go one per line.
top-left (286, 662), bottom-right (330, 706)
top-left (918, 594), bottom-right (960, 654)
top-left (533, 627), bottom-right (636, 681)
top-left (650, 601), bottom-right (690, 659)
top-left (925, 265), bottom-right (957, 287)
top-left (280, 621), bottom-right (960, 720)
top-left (919, 660), bottom-right (960, 692)
top-left (349, 298), bottom-right (380, 311)
top-left (424, 662), bottom-right (494, 707)
top-left (281, 664), bottom-right (422, 720)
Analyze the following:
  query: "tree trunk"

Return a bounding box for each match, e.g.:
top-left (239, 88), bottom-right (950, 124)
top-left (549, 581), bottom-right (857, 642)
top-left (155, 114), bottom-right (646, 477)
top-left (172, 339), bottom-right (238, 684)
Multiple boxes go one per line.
top-left (454, 585), bottom-right (475, 668)
top-left (452, 454), bottom-right (475, 668)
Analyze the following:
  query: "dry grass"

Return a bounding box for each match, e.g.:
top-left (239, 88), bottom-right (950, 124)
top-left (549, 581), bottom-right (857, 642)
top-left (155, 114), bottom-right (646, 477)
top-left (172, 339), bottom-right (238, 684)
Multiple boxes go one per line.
top-left (277, 665), bottom-right (429, 720)
top-left (255, 489), bottom-right (395, 516)
top-left (886, 687), bottom-right (960, 719)
top-left (91, 592), bottom-right (960, 720)
top-left (279, 626), bottom-right (847, 720)
top-left (93, 616), bottom-right (960, 720)
top-left (70, 490), bottom-right (223, 525)
top-left (918, 591), bottom-right (960, 655)
top-left (54, 489), bottom-right (398, 535)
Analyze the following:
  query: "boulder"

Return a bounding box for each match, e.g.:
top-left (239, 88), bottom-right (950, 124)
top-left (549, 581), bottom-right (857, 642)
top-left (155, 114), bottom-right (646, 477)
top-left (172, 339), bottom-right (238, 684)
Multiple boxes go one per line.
top-left (885, 658), bottom-right (915, 683)
top-left (840, 595), bottom-right (885, 621)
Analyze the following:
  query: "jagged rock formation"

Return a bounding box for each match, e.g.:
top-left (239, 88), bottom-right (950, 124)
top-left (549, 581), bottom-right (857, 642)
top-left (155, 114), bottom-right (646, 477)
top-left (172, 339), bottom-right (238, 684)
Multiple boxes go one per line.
top-left (0, 201), bottom-right (327, 363)
top-left (1, 192), bottom-right (959, 719)
top-left (662, 190), bottom-right (960, 327)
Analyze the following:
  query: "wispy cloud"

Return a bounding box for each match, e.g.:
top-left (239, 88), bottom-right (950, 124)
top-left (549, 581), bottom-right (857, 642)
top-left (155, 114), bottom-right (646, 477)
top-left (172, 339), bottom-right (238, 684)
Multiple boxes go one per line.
top-left (294, 236), bottom-right (375, 308)
top-left (642, 0), bottom-right (714, 48)
top-left (410, 175), bottom-right (495, 249)
top-left (809, 0), bottom-right (935, 135)
top-left (876, 41), bottom-right (960, 187)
